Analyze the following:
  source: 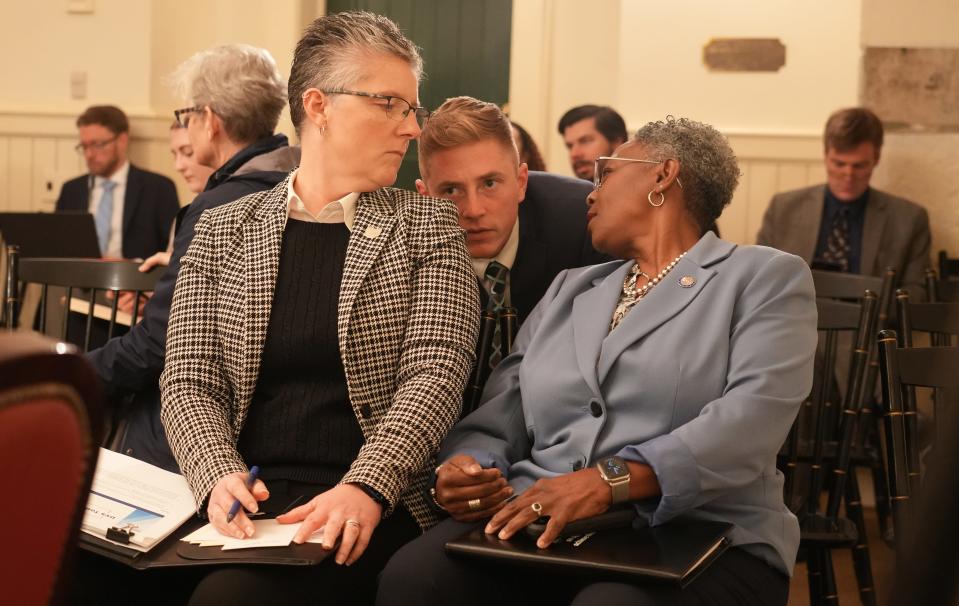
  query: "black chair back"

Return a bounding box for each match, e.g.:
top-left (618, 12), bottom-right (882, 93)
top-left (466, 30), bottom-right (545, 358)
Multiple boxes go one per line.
top-left (938, 250), bottom-right (959, 281)
top-left (5, 247), bottom-right (161, 351)
top-left (877, 331), bottom-right (959, 544)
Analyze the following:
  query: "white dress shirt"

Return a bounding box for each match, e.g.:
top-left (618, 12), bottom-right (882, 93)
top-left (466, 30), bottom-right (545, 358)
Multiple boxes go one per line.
top-left (286, 168), bottom-right (357, 231)
top-left (471, 218), bottom-right (520, 304)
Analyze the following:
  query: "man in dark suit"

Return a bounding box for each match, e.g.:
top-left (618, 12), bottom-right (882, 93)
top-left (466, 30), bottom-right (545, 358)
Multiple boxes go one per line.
top-left (416, 96), bottom-right (608, 330)
top-left (757, 107), bottom-right (931, 297)
top-left (56, 105), bottom-right (179, 259)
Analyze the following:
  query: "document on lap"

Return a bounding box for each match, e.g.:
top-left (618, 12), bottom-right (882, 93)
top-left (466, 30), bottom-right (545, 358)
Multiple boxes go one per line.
top-left (181, 520), bottom-right (326, 550)
top-left (81, 448), bottom-right (194, 553)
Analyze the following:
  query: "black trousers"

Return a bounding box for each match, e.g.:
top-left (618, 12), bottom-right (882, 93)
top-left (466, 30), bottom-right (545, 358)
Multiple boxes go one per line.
top-left (69, 480), bottom-right (421, 606)
top-left (376, 518), bottom-right (790, 606)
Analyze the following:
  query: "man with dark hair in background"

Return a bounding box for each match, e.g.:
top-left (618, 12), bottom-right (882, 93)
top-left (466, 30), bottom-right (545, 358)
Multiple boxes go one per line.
top-left (56, 105), bottom-right (179, 259)
top-left (557, 104), bottom-right (627, 182)
top-left (758, 106), bottom-right (931, 296)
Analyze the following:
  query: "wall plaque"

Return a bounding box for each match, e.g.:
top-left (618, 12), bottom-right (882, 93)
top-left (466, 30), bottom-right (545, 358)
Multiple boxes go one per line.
top-left (703, 38), bottom-right (786, 72)
top-left (862, 48), bottom-right (959, 131)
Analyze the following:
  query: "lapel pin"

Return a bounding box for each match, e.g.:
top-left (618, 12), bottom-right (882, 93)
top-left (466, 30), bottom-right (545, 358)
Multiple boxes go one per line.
top-left (679, 275), bottom-right (696, 288)
top-left (363, 225), bottom-right (382, 239)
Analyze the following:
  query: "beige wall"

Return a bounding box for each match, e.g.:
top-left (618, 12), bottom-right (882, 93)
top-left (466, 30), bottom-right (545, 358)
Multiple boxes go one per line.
top-left (861, 0), bottom-right (959, 258)
top-left (0, 0), bottom-right (312, 211)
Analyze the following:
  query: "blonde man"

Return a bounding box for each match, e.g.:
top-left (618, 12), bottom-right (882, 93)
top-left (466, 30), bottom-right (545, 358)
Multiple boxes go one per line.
top-left (417, 96), bottom-right (607, 330)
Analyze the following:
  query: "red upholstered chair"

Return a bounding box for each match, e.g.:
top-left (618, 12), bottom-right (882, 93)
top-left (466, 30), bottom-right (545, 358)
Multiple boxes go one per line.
top-left (0, 333), bottom-right (102, 606)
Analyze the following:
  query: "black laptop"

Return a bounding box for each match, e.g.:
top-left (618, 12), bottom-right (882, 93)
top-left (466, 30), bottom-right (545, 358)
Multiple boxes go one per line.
top-left (0, 212), bottom-right (101, 258)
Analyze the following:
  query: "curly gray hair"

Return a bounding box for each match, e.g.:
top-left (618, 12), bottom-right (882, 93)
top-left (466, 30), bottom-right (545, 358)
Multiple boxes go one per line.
top-left (633, 117), bottom-right (740, 233)
top-left (170, 44), bottom-right (286, 145)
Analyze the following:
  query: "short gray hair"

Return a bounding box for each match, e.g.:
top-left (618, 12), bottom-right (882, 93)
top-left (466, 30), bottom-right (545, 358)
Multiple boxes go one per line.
top-left (633, 117), bottom-right (740, 233)
top-left (170, 44), bottom-right (286, 145)
top-left (288, 11), bottom-right (423, 134)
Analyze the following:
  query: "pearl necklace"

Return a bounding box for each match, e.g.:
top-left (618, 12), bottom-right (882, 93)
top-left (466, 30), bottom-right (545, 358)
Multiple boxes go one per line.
top-left (610, 251), bottom-right (687, 331)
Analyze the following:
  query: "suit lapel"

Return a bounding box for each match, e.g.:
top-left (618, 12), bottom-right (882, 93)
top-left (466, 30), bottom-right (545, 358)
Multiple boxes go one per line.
top-left (510, 217), bottom-right (547, 321)
top-left (239, 186), bottom-right (286, 401)
top-left (122, 165), bottom-right (143, 241)
top-left (860, 189), bottom-right (887, 275)
top-left (596, 234), bottom-right (733, 384)
top-left (337, 190), bottom-right (398, 346)
top-left (572, 263), bottom-right (629, 397)
top-left (796, 186), bottom-right (825, 263)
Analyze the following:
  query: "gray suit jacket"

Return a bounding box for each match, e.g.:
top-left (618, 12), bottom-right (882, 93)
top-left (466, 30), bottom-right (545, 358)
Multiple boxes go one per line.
top-left (440, 233), bottom-right (817, 575)
top-left (160, 178), bottom-right (479, 530)
top-left (756, 184), bottom-right (931, 297)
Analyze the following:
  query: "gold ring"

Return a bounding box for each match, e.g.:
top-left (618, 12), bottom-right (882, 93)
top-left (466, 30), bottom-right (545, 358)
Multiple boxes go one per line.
top-left (345, 519), bottom-right (361, 529)
top-left (468, 498), bottom-right (482, 511)
top-left (531, 502), bottom-right (543, 515)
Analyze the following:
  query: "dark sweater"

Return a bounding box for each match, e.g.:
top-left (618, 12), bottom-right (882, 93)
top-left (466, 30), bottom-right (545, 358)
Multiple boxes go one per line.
top-left (238, 219), bottom-right (364, 485)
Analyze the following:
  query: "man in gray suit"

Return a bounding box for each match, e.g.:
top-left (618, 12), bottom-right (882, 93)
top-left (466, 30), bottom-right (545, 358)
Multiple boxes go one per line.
top-left (757, 107), bottom-right (931, 297)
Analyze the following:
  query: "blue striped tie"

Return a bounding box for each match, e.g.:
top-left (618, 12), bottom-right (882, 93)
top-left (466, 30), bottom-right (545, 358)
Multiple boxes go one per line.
top-left (95, 180), bottom-right (116, 254)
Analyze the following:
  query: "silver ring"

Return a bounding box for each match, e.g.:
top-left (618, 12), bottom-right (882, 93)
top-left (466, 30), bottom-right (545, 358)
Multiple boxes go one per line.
top-left (468, 498), bottom-right (482, 511)
top-left (345, 519), bottom-right (361, 529)
top-left (531, 502), bottom-right (543, 514)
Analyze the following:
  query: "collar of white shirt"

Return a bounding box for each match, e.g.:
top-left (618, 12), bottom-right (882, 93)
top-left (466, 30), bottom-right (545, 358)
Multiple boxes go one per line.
top-left (94, 160), bottom-right (130, 189)
top-left (471, 217), bottom-right (520, 283)
top-left (286, 168), bottom-right (358, 231)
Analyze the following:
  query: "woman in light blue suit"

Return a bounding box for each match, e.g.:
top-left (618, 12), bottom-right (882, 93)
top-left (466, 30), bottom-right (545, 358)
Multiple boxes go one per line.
top-left (378, 118), bottom-right (817, 606)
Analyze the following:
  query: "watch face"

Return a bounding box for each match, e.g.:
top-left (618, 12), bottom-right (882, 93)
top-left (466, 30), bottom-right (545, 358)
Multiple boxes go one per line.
top-left (601, 457), bottom-right (628, 479)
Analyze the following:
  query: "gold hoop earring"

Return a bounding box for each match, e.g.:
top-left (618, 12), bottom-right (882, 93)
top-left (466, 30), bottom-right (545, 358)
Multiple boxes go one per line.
top-left (648, 190), bottom-right (665, 207)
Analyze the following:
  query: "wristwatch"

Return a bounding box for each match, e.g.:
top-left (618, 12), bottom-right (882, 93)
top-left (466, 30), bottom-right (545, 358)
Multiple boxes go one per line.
top-left (596, 456), bottom-right (631, 505)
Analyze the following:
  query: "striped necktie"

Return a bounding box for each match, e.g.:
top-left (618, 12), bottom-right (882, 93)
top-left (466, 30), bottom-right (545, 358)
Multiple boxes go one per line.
top-left (484, 261), bottom-right (510, 369)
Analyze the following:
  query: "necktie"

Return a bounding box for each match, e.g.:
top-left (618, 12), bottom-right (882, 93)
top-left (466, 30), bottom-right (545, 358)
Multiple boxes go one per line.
top-left (484, 261), bottom-right (510, 369)
top-left (95, 180), bottom-right (116, 255)
top-left (821, 206), bottom-right (851, 272)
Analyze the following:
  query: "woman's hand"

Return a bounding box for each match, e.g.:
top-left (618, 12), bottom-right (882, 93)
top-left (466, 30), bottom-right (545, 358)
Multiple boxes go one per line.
top-left (139, 251), bottom-right (171, 272)
top-left (485, 469), bottom-right (611, 549)
top-left (207, 472), bottom-right (270, 539)
top-left (434, 454), bottom-right (513, 522)
top-left (276, 483), bottom-right (383, 566)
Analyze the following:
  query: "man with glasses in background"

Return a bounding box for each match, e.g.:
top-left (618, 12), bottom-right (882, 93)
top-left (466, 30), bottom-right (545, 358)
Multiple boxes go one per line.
top-left (56, 105), bottom-right (179, 259)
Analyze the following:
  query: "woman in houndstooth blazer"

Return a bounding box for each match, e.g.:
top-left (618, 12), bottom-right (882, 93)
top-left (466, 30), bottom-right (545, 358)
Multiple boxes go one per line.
top-left (159, 13), bottom-right (478, 604)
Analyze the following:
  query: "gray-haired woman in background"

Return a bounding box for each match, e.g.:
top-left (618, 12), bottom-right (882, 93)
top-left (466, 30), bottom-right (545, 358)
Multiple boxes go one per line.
top-left (160, 12), bottom-right (478, 605)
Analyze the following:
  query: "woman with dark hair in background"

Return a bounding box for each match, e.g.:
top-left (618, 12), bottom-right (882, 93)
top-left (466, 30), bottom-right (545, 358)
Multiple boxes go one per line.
top-left (510, 120), bottom-right (546, 172)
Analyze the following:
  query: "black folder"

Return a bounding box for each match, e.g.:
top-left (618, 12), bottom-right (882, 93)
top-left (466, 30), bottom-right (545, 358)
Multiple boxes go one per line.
top-left (445, 516), bottom-right (732, 587)
top-left (80, 517), bottom-right (335, 569)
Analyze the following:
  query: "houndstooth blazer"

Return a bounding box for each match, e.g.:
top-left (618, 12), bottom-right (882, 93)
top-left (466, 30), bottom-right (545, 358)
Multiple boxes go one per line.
top-left (159, 175), bottom-right (479, 530)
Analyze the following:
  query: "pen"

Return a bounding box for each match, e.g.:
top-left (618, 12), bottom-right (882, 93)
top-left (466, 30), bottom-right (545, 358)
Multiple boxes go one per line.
top-left (225, 465), bottom-right (260, 524)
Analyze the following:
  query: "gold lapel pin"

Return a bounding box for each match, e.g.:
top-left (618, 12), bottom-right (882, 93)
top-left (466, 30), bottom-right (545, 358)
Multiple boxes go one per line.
top-left (679, 275), bottom-right (696, 288)
top-left (363, 225), bottom-right (382, 239)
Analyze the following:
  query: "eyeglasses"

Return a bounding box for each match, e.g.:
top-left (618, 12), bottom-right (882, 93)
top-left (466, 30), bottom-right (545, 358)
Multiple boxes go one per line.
top-left (593, 156), bottom-right (684, 190)
top-left (174, 105), bottom-right (204, 128)
top-left (75, 136), bottom-right (118, 153)
top-left (321, 89), bottom-right (431, 127)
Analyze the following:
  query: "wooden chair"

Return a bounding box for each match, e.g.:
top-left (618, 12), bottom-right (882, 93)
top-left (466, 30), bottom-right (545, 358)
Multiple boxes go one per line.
top-left (938, 250), bottom-right (959, 281)
top-left (785, 294), bottom-right (880, 606)
top-left (0, 332), bottom-right (103, 605)
top-left (4, 246), bottom-right (160, 351)
top-left (925, 268), bottom-right (959, 303)
top-left (876, 331), bottom-right (959, 547)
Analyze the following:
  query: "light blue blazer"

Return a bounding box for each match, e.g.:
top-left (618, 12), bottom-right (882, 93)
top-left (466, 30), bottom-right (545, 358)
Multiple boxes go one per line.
top-left (439, 232), bottom-right (817, 576)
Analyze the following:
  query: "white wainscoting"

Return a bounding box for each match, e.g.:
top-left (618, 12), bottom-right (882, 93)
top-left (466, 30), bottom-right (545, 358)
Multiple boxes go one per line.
top-left (0, 111), bottom-right (190, 213)
top-left (0, 111), bottom-right (827, 246)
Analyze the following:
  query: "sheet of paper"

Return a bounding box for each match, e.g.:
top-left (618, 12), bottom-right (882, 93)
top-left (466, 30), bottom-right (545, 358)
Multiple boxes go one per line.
top-left (182, 520), bottom-right (328, 550)
top-left (81, 448), bottom-right (195, 552)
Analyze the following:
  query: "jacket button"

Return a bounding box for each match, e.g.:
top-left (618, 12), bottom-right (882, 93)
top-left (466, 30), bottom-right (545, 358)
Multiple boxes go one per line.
top-left (125, 448), bottom-right (134, 455)
top-left (589, 400), bottom-right (603, 417)
top-left (572, 459), bottom-right (584, 471)
top-left (360, 404), bottom-right (373, 419)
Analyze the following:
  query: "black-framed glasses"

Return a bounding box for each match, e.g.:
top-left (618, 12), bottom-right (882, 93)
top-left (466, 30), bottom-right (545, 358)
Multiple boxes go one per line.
top-left (174, 105), bottom-right (203, 128)
top-left (593, 156), bottom-right (684, 190)
top-left (74, 136), bottom-right (118, 153)
top-left (322, 89), bottom-right (431, 127)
